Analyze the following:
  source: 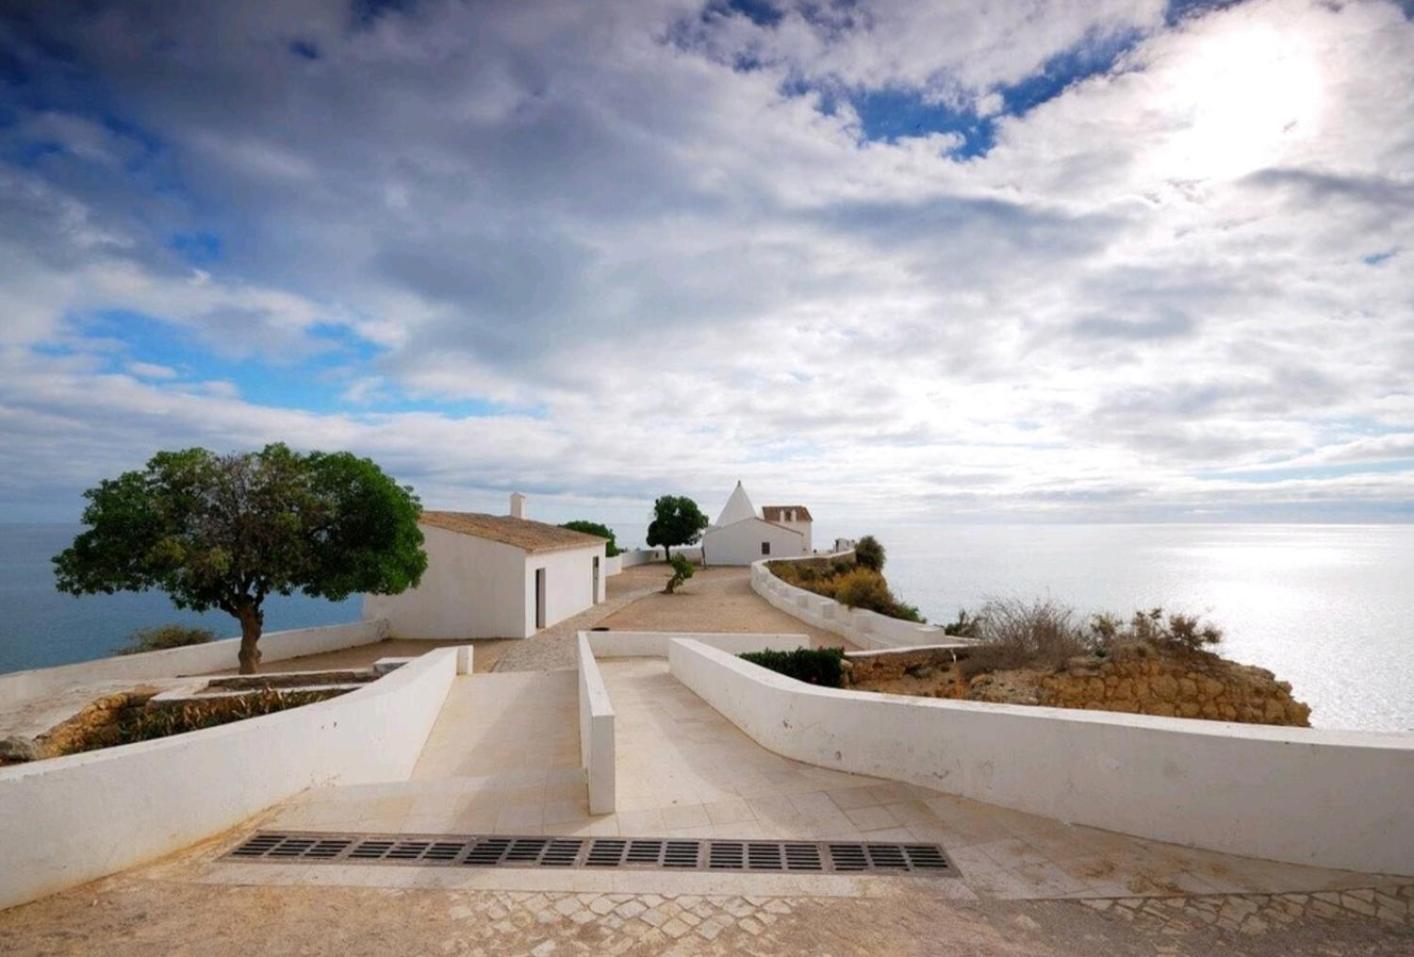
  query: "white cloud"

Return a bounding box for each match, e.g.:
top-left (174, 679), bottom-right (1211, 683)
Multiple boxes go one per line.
top-left (0, 0), bottom-right (1410, 524)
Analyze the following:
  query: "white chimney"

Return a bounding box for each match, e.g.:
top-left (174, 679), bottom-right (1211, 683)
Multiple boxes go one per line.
top-left (509, 492), bottom-right (526, 519)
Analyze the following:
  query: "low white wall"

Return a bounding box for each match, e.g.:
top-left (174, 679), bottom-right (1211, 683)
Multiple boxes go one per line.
top-left (0, 619), bottom-right (388, 709)
top-left (0, 646), bottom-right (459, 911)
top-left (619, 545), bottom-right (704, 567)
top-left (604, 554), bottom-right (624, 576)
top-left (575, 633), bottom-right (615, 815)
top-left (750, 557), bottom-right (954, 650)
top-left (586, 630), bottom-right (812, 658)
top-left (668, 639), bottom-right (1414, 876)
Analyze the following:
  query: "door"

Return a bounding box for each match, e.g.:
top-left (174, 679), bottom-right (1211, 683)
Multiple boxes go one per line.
top-left (534, 568), bottom-right (546, 630)
top-left (592, 556), bottom-right (601, 604)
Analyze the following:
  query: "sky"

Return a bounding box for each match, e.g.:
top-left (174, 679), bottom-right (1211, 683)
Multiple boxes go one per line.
top-left (0, 0), bottom-right (1412, 529)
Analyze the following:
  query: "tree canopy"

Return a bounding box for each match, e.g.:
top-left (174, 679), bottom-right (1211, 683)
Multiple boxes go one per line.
top-left (560, 520), bottom-right (621, 556)
top-left (54, 444), bottom-right (427, 673)
top-left (645, 495), bottom-right (708, 562)
top-left (853, 534), bottom-right (885, 572)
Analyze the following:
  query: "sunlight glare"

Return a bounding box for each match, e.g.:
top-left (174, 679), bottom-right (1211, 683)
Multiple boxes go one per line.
top-left (1159, 25), bottom-right (1324, 181)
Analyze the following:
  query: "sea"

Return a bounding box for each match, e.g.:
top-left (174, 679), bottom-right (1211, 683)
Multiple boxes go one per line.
top-left (3, 522), bottom-right (1411, 732)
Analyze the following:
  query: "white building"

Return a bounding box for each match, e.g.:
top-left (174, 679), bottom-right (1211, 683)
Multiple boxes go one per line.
top-left (700, 482), bottom-right (812, 566)
top-left (363, 496), bottom-right (608, 639)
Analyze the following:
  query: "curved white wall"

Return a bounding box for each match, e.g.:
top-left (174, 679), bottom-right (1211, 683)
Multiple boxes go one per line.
top-left (750, 557), bottom-right (958, 650)
top-left (0, 646), bottom-right (460, 911)
top-left (669, 639), bottom-right (1414, 876)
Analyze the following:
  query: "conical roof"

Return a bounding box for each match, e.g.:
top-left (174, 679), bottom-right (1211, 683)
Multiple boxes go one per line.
top-left (715, 480), bottom-right (758, 526)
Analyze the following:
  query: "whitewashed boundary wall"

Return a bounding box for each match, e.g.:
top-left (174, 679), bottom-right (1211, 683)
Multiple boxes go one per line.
top-left (576, 633), bottom-right (615, 814)
top-left (619, 546), bottom-right (705, 568)
top-left (586, 630), bottom-right (811, 658)
top-left (0, 619), bottom-right (389, 709)
top-left (0, 645), bottom-right (464, 911)
top-left (669, 639), bottom-right (1414, 876)
top-left (749, 556), bottom-right (958, 650)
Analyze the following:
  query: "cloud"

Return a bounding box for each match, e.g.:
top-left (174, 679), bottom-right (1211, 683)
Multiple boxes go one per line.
top-left (0, 0), bottom-right (1411, 525)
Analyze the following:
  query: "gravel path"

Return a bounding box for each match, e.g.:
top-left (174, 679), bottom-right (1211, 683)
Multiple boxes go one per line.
top-left (488, 565), bottom-right (666, 672)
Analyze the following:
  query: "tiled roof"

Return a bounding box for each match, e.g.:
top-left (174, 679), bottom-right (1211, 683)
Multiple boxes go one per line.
top-left (420, 511), bottom-right (608, 554)
top-left (762, 505), bottom-right (813, 522)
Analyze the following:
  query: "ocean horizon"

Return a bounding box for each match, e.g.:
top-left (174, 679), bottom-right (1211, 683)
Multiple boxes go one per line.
top-left (3, 521), bottom-right (1411, 733)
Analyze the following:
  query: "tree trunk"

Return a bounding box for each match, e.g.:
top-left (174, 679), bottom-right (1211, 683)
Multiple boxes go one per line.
top-left (236, 603), bottom-right (264, 675)
top-left (663, 544), bottom-right (671, 563)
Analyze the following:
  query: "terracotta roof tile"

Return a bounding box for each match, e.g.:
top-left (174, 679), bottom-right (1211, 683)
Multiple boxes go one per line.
top-left (762, 505), bottom-right (813, 522)
top-left (420, 511), bottom-right (607, 554)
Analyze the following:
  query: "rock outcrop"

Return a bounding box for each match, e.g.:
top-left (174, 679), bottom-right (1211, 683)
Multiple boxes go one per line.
top-left (844, 643), bottom-right (1311, 727)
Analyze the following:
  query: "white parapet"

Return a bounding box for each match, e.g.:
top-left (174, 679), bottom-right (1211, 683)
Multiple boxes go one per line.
top-left (667, 638), bottom-right (1414, 877)
top-left (0, 646), bottom-right (459, 911)
top-left (0, 619), bottom-right (390, 709)
top-left (575, 632), bottom-right (616, 815)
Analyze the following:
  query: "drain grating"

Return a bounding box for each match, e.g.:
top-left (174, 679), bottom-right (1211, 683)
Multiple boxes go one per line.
top-left (227, 831), bottom-right (956, 877)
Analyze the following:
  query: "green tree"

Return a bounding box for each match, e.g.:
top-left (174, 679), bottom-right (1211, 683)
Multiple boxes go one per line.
top-left (54, 444), bottom-right (427, 674)
top-left (854, 534), bottom-right (885, 572)
top-left (559, 520), bottom-right (621, 557)
top-left (645, 495), bottom-right (708, 563)
top-left (665, 553), bottom-right (695, 594)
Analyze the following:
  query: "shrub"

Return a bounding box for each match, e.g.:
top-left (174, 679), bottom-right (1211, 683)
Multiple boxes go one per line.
top-left (739, 647), bottom-right (845, 687)
top-left (853, 535), bottom-right (885, 572)
top-left (1090, 608), bottom-right (1223, 652)
top-left (116, 624), bottom-right (216, 656)
top-left (962, 597), bottom-right (1092, 676)
top-left (560, 520), bottom-right (621, 557)
top-left (58, 689), bottom-right (335, 755)
top-left (833, 566), bottom-right (891, 611)
top-left (942, 609), bottom-right (982, 638)
top-left (832, 567), bottom-right (921, 621)
top-left (664, 553), bottom-right (695, 594)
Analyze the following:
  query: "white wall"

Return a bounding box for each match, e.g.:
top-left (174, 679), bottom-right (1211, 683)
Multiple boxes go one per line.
top-left (620, 545), bottom-right (704, 567)
top-left (776, 519), bottom-right (812, 553)
top-left (703, 518), bottom-right (805, 567)
top-left (576, 633), bottom-right (615, 815)
top-left (604, 554), bottom-right (624, 576)
top-left (0, 646), bottom-right (460, 911)
top-left (525, 544), bottom-right (607, 635)
top-left (0, 619), bottom-right (388, 709)
top-left (586, 630), bottom-right (811, 658)
top-left (750, 556), bottom-right (957, 650)
top-left (365, 525), bottom-right (527, 639)
top-left (669, 639), bottom-right (1414, 876)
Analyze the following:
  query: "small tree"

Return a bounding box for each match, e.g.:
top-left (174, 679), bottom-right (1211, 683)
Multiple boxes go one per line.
top-left (54, 444), bottom-right (428, 674)
top-left (560, 520), bottom-right (621, 557)
top-left (646, 495), bottom-right (708, 563)
top-left (664, 553), bottom-right (695, 594)
top-left (854, 535), bottom-right (885, 571)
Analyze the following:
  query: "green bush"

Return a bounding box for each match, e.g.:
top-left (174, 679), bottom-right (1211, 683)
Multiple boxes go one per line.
top-left (665, 553), bottom-right (695, 593)
top-left (115, 624), bottom-right (216, 656)
top-left (560, 520), bottom-right (621, 557)
top-left (853, 535), bottom-right (885, 572)
top-left (739, 647), bottom-right (845, 687)
top-left (942, 610), bottom-right (982, 638)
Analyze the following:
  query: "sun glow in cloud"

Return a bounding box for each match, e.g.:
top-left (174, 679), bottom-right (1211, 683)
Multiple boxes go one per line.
top-left (1158, 24), bottom-right (1325, 181)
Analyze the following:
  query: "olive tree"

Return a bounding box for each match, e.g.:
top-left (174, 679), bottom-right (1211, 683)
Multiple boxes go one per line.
top-left (54, 444), bottom-right (427, 674)
top-left (646, 495), bottom-right (708, 563)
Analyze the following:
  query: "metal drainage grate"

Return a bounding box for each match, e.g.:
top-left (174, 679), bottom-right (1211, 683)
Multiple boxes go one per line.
top-left (226, 831), bottom-right (956, 877)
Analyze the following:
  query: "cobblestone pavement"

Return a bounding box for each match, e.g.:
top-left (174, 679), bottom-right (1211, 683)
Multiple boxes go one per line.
top-left (489, 570), bottom-right (666, 673)
top-left (1, 868), bottom-right (1409, 956)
